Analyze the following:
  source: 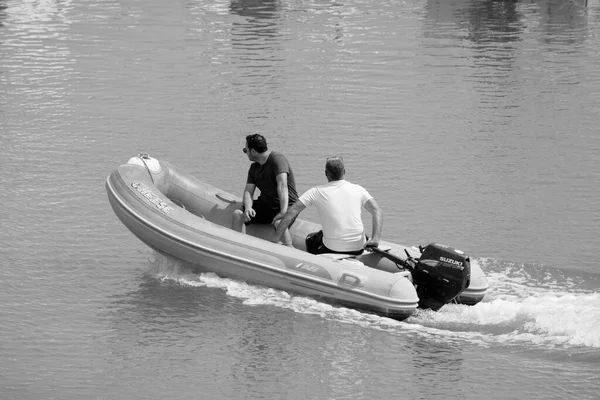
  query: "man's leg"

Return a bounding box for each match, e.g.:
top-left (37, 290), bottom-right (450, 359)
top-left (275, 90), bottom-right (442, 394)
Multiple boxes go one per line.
top-left (232, 208), bottom-right (245, 233)
top-left (273, 219), bottom-right (293, 247)
top-left (282, 229), bottom-right (293, 247)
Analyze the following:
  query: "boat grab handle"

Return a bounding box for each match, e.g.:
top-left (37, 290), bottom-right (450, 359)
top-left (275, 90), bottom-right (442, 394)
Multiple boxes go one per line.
top-left (339, 273), bottom-right (361, 287)
top-left (216, 192), bottom-right (238, 204)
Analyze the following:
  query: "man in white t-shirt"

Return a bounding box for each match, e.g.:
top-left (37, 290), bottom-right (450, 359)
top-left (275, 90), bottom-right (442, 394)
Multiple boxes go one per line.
top-left (272, 156), bottom-right (382, 255)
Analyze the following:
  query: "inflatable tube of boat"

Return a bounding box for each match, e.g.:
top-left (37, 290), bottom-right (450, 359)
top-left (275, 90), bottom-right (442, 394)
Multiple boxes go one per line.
top-left (106, 154), bottom-right (488, 319)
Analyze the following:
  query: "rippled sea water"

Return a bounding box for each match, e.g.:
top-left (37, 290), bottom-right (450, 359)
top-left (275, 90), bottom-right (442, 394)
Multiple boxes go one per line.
top-left (1, 0), bottom-right (599, 399)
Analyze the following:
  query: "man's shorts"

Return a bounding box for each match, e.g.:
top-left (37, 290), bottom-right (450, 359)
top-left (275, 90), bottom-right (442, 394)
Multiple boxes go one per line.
top-left (242, 200), bottom-right (280, 225)
top-left (305, 230), bottom-right (364, 256)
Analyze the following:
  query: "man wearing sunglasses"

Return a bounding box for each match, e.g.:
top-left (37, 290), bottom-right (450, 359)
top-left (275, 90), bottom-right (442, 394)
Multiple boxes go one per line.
top-left (232, 134), bottom-right (298, 246)
top-left (272, 156), bottom-right (382, 255)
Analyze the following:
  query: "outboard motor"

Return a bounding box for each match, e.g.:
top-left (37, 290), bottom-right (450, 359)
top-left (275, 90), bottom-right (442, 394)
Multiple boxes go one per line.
top-left (411, 243), bottom-right (471, 311)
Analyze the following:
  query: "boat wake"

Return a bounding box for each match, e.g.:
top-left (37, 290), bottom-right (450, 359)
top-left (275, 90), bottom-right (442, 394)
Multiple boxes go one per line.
top-left (150, 253), bottom-right (600, 351)
top-left (429, 258), bottom-right (600, 350)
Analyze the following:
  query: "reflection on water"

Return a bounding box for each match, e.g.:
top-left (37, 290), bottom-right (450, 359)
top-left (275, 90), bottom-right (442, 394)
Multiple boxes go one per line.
top-left (424, 0), bottom-right (523, 42)
top-left (422, 0), bottom-right (523, 111)
top-left (226, 0), bottom-right (288, 127)
top-left (228, 0), bottom-right (284, 69)
top-left (539, 0), bottom-right (590, 44)
top-left (421, 0), bottom-right (593, 110)
top-left (230, 0), bottom-right (281, 20)
top-left (0, 1), bottom-right (7, 27)
top-left (465, 0), bottom-right (523, 44)
top-left (424, 0), bottom-right (590, 44)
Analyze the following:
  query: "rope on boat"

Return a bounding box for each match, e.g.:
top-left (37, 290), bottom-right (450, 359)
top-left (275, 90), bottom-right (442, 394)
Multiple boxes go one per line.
top-left (137, 153), bottom-right (155, 184)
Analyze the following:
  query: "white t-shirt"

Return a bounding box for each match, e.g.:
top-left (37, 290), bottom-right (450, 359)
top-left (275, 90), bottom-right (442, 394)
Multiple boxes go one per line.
top-left (299, 180), bottom-right (373, 252)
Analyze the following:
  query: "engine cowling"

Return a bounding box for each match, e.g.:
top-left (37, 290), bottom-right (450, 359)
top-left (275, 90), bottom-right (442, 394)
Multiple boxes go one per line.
top-left (411, 243), bottom-right (471, 311)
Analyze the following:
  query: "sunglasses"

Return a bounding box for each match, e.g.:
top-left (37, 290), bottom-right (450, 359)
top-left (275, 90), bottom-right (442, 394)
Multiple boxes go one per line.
top-left (242, 147), bottom-right (248, 153)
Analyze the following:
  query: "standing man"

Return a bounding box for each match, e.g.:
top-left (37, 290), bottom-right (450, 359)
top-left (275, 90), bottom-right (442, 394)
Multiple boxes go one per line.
top-left (272, 156), bottom-right (382, 255)
top-left (232, 134), bottom-right (298, 246)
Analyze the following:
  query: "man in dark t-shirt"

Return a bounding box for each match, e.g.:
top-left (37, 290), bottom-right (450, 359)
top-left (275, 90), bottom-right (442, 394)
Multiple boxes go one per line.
top-left (232, 134), bottom-right (298, 246)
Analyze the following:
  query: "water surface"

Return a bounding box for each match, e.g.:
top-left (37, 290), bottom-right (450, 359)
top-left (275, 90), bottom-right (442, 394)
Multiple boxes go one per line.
top-left (1, 0), bottom-right (599, 399)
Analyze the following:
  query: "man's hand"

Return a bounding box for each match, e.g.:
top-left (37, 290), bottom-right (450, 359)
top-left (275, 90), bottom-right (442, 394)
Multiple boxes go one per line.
top-left (243, 207), bottom-right (256, 223)
top-left (365, 238), bottom-right (380, 249)
top-left (272, 211), bottom-right (286, 225)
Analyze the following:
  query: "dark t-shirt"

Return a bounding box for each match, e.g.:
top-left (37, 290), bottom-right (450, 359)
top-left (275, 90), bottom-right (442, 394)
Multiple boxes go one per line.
top-left (247, 151), bottom-right (298, 209)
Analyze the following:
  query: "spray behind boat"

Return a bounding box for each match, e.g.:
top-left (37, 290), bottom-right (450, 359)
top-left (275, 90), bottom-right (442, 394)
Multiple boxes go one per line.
top-left (368, 243), bottom-right (471, 310)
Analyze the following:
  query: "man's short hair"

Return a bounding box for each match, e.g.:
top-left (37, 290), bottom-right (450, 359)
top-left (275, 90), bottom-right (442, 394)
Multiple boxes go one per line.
top-left (246, 134), bottom-right (268, 153)
top-left (325, 156), bottom-right (345, 180)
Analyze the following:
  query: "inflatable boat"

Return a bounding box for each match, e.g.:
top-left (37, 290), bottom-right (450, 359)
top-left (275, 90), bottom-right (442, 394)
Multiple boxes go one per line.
top-left (105, 154), bottom-right (488, 320)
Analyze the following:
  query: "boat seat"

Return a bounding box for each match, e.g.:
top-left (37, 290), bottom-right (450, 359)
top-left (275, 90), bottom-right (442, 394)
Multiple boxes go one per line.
top-left (246, 223), bottom-right (275, 241)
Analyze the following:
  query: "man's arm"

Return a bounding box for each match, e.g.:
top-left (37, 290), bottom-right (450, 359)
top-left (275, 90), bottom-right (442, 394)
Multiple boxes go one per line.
top-left (242, 183), bottom-right (256, 222)
top-left (275, 172), bottom-right (289, 213)
top-left (272, 201), bottom-right (306, 243)
top-left (364, 198), bottom-right (383, 247)
top-left (271, 172), bottom-right (289, 224)
top-left (243, 183), bottom-right (256, 206)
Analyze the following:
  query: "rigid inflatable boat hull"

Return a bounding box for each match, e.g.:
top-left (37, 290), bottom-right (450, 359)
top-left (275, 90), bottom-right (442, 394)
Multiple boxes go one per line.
top-left (106, 155), bottom-right (488, 320)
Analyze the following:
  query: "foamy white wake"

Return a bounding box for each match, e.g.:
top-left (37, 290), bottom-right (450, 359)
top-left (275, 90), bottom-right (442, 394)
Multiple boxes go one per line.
top-left (155, 256), bottom-right (600, 349)
top-left (409, 259), bottom-right (600, 348)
